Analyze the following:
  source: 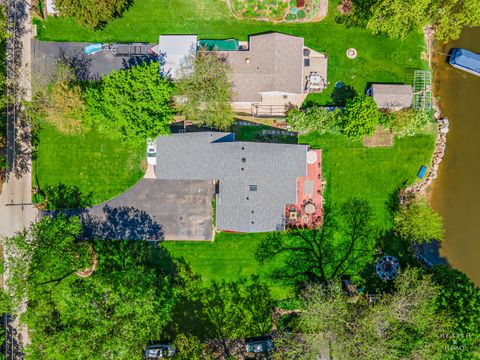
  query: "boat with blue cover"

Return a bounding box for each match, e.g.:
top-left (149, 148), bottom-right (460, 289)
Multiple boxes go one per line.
top-left (449, 48), bottom-right (480, 76)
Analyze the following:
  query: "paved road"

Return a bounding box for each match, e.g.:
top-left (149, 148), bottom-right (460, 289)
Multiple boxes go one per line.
top-left (84, 178), bottom-right (215, 241)
top-left (0, 0), bottom-right (37, 239)
top-left (0, 0), bottom-right (37, 357)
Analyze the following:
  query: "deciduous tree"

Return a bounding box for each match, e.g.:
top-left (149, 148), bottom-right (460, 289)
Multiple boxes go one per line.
top-left (176, 49), bottom-right (234, 130)
top-left (432, 0), bottom-right (480, 43)
top-left (86, 61), bottom-right (174, 143)
top-left (432, 265), bottom-right (480, 359)
top-left (199, 277), bottom-right (273, 358)
top-left (278, 268), bottom-right (451, 360)
top-left (28, 64), bottom-right (86, 135)
top-left (257, 199), bottom-right (378, 286)
top-left (341, 95), bottom-right (381, 140)
top-left (367, 0), bottom-right (431, 39)
top-left (6, 216), bottom-right (175, 360)
top-left (394, 198), bottom-right (444, 244)
top-left (366, 0), bottom-right (480, 42)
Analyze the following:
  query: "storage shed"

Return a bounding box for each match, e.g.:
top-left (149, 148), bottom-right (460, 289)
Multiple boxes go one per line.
top-left (369, 84), bottom-right (413, 111)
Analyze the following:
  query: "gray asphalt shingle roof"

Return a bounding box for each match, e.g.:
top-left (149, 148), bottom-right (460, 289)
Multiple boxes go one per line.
top-left (217, 33), bottom-right (305, 102)
top-left (156, 132), bottom-right (308, 232)
top-left (371, 84), bottom-right (413, 109)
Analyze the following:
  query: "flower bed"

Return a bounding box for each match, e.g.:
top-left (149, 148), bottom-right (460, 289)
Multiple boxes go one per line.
top-left (230, 0), bottom-right (323, 22)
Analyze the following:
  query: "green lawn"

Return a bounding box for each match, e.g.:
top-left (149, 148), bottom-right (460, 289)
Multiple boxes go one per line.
top-left (33, 0), bottom-right (433, 297)
top-left (163, 232), bottom-right (293, 300)
top-left (163, 126), bottom-right (435, 297)
top-left (300, 129), bottom-right (437, 227)
top-left (33, 123), bottom-right (145, 205)
top-left (35, 0), bottom-right (426, 104)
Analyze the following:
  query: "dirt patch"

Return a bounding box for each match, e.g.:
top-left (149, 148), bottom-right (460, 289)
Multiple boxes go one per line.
top-left (363, 127), bottom-right (394, 147)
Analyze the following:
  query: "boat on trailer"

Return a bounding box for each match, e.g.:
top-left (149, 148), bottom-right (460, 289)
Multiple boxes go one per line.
top-left (449, 48), bottom-right (480, 76)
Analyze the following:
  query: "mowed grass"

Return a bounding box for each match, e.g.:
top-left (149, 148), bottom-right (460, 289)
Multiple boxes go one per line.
top-left (161, 128), bottom-right (436, 298)
top-left (163, 232), bottom-right (293, 300)
top-left (34, 123), bottom-right (145, 205)
top-left (33, 0), bottom-right (432, 295)
top-left (300, 129), bottom-right (437, 228)
top-left (35, 0), bottom-right (426, 104)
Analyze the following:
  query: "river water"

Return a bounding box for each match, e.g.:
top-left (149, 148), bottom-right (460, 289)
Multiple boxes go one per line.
top-left (430, 27), bottom-right (480, 284)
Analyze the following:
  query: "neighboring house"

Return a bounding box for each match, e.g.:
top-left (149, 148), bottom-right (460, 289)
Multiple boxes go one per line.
top-left (158, 32), bottom-right (328, 116)
top-left (215, 32), bottom-right (328, 115)
top-left (368, 84), bottom-right (413, 111)
top-left (158, 35), bottom-right (198, 79)
top-left (155, 132), bottom-right (323, 233)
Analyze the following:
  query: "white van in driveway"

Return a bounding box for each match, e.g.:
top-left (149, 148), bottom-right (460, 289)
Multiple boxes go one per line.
top-left (147, 138), bottom-right (157, 165)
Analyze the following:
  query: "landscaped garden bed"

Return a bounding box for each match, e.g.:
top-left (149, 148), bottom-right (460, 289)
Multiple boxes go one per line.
top-left (229, 0), bottom-right (326, 22)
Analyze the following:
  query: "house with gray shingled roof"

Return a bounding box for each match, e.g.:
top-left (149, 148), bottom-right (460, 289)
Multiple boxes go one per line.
top-left (215, 32), bottom-right (328, 115)
top-left (155, 132), bottom-right (310, 233)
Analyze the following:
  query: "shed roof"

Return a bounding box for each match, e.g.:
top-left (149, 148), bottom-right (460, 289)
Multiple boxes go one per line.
top-left (371, 84), bottom-right (413, 109)
top-left (217, 33), bottom-right (305, 102)
top-left (155, 132), bottom-right (308, 232)
top-left (159, 35), bottom-right (198, 79)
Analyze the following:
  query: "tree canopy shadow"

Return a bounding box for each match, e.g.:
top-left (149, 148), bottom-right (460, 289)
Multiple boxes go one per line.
top-left (329, 83), bottom-right (357, 106)
top-left (122, 53), bottom-right (161, 70)
top-left (81, 205), bottom-right (165, 241)
top-left (57, 49), bottom-right (93, 81)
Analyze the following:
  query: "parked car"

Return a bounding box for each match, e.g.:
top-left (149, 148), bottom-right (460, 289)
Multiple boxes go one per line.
top-left (245, 336), bottom-right (274, 353)
top-left (143, 343), bottom-right (175, 359)
top-left (147, 138), bottom-right (157, 165)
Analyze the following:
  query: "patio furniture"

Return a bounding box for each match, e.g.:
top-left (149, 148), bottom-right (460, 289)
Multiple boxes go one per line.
top-left (375, 255), bottom-right (400, 280)
top-left (289, 210), bottom-right (297, 220)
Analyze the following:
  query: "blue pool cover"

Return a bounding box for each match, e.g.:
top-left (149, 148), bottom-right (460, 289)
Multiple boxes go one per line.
top-left (84, 43), bottom-right (103, 55)
top-left (417, 165), bottom-right (427, 179)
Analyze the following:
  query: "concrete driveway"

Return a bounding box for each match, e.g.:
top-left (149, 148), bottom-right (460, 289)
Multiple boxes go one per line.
top-left (86, 179), bottom-right (215, 241)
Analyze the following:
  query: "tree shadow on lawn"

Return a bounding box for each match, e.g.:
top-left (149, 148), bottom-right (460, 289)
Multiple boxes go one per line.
top-left (358, 185), bottom-right (424, 294)
top-left (359, 230), bottom-right (423, 295)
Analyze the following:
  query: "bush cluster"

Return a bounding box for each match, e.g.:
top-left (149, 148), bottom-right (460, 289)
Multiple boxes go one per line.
top-left (286, 107), bottom-right (341, 134)
top-left (55, 0), bottom-right (131, 29)
top-left (29, 61), bottom-right (175, 145)
top-left (288, 92), bottom-right (433, 140)
top-left (383, 109), bottom-right (431, 137)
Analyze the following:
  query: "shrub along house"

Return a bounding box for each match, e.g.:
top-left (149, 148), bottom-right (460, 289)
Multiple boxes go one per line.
top-left (155, 132), bottom-right (323, 233)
